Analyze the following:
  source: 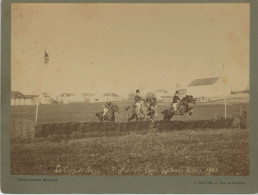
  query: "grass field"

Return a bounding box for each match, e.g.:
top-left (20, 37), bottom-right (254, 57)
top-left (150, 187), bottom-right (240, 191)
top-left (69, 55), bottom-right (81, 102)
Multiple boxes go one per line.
top-left (11, 128), bottom-right (249, 175)
top-left (11, 100), bottom-right (250, 176)
top-left (11, 100), bottom-right (249, 123)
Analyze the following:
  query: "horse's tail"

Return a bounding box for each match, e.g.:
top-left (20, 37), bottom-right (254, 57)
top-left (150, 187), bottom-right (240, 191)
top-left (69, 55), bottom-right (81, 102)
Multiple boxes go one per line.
top-left (115, 105), bottom-right (120, 114)
top-left (161, 110), bottom-right (166, 115)
top-left (188, 102), bottom-right (195, 110)
top-left (125, 106), bottom-right (131, 111)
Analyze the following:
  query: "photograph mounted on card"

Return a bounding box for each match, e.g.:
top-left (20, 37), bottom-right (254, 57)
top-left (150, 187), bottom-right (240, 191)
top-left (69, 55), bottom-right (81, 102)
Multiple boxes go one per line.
top-left (2, 0), bottom-right (258, 194)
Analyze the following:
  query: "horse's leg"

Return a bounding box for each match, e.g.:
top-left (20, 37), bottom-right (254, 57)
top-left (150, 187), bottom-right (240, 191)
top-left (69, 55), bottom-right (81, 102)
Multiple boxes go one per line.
top-left (112, 114), bottom-right (115, 122)
top-left (128, 114), bottom-right (134, 121)
top-left (133, 114), bottom-right (139, 121)
top-left (179, 108), bottom-right (185, 116)
top-left (128, 108), bottom-right (134, 121)
top-left (188, 110), bottom-right (193, 116)
top-left (168, 111), bottom-right (175, 120)
top-left (108, 115), bottom-right (114, 122)
top-left (128, 114), bottom-right (132, 121)
top-left (162, 110), bottom-right (168, 121)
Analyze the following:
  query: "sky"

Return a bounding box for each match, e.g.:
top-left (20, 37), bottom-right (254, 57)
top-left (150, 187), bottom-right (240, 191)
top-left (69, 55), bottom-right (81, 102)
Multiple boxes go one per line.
top-left (11, 3), bottom-right (250, 95)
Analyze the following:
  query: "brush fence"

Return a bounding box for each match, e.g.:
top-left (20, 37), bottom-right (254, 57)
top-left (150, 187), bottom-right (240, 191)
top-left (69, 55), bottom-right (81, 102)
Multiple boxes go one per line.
top-left (35, 118), bottom-right (234, 138)
top-left (11, 119), bottom-right (35, 139)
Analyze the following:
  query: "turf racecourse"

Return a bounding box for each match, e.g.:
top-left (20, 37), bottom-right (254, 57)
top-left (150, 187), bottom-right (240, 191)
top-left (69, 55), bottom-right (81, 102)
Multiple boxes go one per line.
top-left (11, 100), bottom-right (249, 123)
top-left (11, 128), bottom-right (249, 175)
top-left (11, 101), bottom-right (249, 175)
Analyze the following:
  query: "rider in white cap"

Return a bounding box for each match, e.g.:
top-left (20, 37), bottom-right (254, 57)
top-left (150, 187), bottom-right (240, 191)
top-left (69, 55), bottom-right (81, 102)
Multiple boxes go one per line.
top-left (134, 89), bottom-right (145, 113)
top-left (103, 98), bottom-right (113, 117)
top-left (171, 90), bottom-right (180, 113)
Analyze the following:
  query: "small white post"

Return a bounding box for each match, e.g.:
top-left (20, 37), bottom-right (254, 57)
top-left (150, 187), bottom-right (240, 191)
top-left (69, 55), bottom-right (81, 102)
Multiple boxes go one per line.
top-left (34, 94), bottom-right (41, 126)
top-left (224, 97), bottom-right (227, 118)
top-left (34, 49), bottom-right (49, 127)
top-left (222, 63), bottom-right (227, 118)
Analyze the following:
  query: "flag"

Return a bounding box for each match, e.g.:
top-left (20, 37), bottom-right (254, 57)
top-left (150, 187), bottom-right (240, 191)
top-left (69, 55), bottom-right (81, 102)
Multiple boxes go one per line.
top-left (44, 50), bottom-right (49, 65)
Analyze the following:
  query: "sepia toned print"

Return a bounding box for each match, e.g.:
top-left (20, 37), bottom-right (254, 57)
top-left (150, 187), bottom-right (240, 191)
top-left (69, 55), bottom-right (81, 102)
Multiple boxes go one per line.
top-left (11, 3), bottom-right (249, 176)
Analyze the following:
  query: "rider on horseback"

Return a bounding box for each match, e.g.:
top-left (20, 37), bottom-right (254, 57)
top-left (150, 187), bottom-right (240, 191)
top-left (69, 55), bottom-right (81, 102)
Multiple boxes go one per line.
top-left (181, 95), bottom-right (190, 111)
top-left (180, 94), bottom-right (195, 115)
top-left (145, 92), bottom-right (158, 117)
top-left (103, 99), bottom-right (113, 117)
top-left (134, 89), bottom-right (145, 115)
top-left (171, 91), bottom-right (180, 114)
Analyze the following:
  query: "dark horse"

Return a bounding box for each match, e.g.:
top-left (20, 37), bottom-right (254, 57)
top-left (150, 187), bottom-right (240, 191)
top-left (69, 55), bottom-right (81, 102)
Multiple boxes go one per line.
top-left (125, 98), bottom-right (157, 121)
top-left (96, 104), bottom-right (119, 122)
top-left (161, 95), bottom-right (196, 121)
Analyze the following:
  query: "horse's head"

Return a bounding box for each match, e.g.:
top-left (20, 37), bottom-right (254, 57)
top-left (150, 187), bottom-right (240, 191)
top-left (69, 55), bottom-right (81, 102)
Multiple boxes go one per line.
top-left (111, 105), bottom-right (119, 114)
top-left (152, 99), bottom-right (157, 106)
top-left (95, 112), bottom-right (103, 121)
top-left (125, 106), bottom-right (131, 111)
top-left (161, 110), bottom-right (165, 115)
top-left (161, 108), bottom-right (175, 120)
top-left (146, 97), bottom-right (157, 107)
top-left (192, 97), bottom-right (197, 105)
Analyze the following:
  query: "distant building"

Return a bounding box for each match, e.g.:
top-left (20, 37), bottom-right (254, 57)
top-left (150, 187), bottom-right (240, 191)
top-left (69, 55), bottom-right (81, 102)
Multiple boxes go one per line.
top-left (24, 95), bottom-right (37, 105)
top-left (55, 93), bottom-right (85, 104)
top-left (67, 93), bottom-right (85, 103)
top-left (186, 77), bottom-right (231, 98)
top-left (176, 89), bottom-right (186, 98)
top-left (11, 91), bottom-right (37, 105)
top-left (155, 89), bottom-right (172, 99)
top-left (81, 93), bottom-right (94, 102)
top-left (89, 96), bottom-right (101, 102)
top-left (40, 93), bottom-right (51, 104)
top-left (127, 92), bottom-right (135, 100)
top-left (100, 93), bottom-right (122, 102)
top-left (11, 91), bottom-right (25, 105)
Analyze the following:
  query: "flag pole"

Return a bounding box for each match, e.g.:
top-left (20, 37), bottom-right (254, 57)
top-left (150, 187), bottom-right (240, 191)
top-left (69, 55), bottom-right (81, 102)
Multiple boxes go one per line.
top-left (34, 93), bottom-right (41, 126)
top-left (223, 63), bottom-right (227, 118)
top-left (34, 50), bottom-right (49, 127)
top-left (224, 97), bottom-right (227, 118)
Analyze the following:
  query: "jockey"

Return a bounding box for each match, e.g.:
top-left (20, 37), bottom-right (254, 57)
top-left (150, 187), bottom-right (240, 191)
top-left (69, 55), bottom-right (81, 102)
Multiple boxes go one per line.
top-left (171, 91), bottom-right (180, 113)
top-left (189, 95), bottom-right (193, 103)
top-left (145, 93), bottom-right (158, 116)
top-left (103, 99), bottom-right (113, 117)
top-left (181, 94), bottom-right (190, 111)
top-left (134, 89), bottom-right (145, 113)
